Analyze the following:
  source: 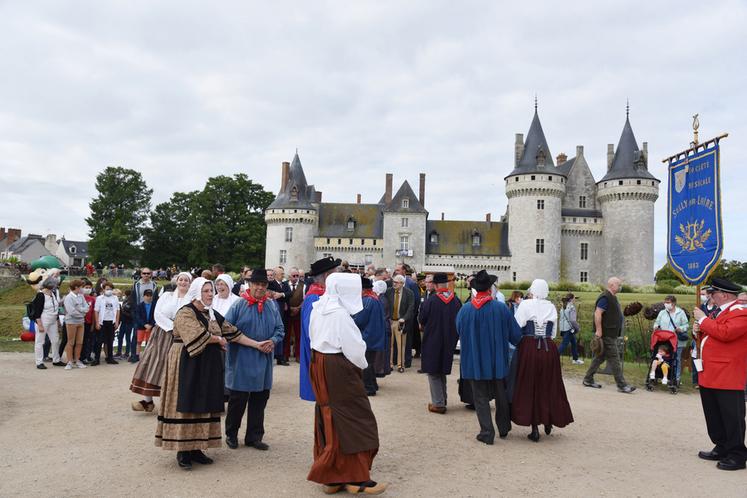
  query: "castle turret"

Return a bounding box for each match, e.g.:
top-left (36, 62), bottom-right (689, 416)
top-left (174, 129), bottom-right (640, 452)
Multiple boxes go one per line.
top-left (505, 105), bottom-right (565, 283)
top-left (264, 153), bottom-right (319, 271)
top-left (597, 109), bottom-right (659, 285)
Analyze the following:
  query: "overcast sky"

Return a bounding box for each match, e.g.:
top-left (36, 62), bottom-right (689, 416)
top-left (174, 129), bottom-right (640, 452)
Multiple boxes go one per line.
top-left (2, 1), bottom-right (745, 269)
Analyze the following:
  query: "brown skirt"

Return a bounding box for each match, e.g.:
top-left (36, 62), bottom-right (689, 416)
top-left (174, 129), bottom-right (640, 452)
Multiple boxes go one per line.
top-left (307, 351), bottom-right (378, 485)
top-left (511, 336), bottom-right (574, 428)
top-left (154, 342), bottom-right (223, 451)
top-left (130, 325), bottom-right (173, 397)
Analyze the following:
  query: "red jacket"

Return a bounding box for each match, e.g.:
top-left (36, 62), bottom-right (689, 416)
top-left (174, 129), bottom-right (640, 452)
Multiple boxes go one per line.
top-left (699, 302), bottom-right (747, 390)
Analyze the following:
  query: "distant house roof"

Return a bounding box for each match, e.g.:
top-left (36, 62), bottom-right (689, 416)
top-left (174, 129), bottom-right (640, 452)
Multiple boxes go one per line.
top-left (61, 240), bottom-right (89, 258)
top-left (561, 208), bottom-right (603, 219)
top-left (268, 153), bottom-right (318, 210)
top-left (382, 181), bottom-right (427, 213)
top-left (506, 109), bottom-right (566, 178)
top-left (6, 235), bottom-right (45, 254)
top-left (317, 203), bottom-right (383, 238)
top-left (426, 220), bottom-right (509, 257)
top-left (599, 116), bottom-right (658, 182)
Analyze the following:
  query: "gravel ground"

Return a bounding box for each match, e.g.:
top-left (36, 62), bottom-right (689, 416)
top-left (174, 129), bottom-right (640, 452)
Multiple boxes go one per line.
top-left (0, 352), bottom-right (744, 497)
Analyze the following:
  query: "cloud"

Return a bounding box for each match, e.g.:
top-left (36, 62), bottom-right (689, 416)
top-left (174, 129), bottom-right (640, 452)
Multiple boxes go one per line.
top-left (2, 0), bottom-right (746, 270)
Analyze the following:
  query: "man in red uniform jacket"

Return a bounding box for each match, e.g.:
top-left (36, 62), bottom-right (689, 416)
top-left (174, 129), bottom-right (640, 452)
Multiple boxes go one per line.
top-left (693, 277), bottom-right (747, 471)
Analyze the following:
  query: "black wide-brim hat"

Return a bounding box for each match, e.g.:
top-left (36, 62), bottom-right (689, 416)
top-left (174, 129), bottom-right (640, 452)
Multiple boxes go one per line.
top-left (361, 275), bottom-right (373, 289)
top-left (472, 269), bottom-right (498, 292)
top-left (308, 256), bottom-right (341, 276)
top-left (433, 272), bottom-right (448, 284)
top-left (248, 268), bottom-right (269, 283)
top-left (706, 277), bottom-right (742, 294)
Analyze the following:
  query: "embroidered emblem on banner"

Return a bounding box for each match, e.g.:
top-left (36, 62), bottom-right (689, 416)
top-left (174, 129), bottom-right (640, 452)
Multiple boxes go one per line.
top-left (675, 220), bottom-right (711, 252)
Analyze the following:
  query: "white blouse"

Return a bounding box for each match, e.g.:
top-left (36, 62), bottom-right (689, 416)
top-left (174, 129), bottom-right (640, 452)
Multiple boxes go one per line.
top-left (309, 300), bottom-right (368, 370)
top-left (154, 291), bottom-right (191, 331)
top-left (212, 292), bottom-right (241, 318)
top-left (514, 298), bottom-right (558, 339)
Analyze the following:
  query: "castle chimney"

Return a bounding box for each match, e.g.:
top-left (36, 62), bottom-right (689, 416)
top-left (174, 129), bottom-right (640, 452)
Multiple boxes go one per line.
top-left (515, 133), bottom-right (524, 167)
top-left (441, 212), bottom-right (445, 221)
top-left (314, 191), bottom-right (323, 203)
top-left (280, 161), bottom-right (290, 192)
top-left (486, 213), bottom-right (491, 224)
top-left (576, 145), bottom-right (584, 157)
top-left (607, 144), bottom-right (615, 171)
top-left (356, 194), bottom-right (361, 204)
top-left (556, 152), bottom-right (567, 164)
top-left (385, 173), bottom-right (393, 203)
top-left (642, 142), bottom-right (648, 168)
top-left (0, 227), bottom-right (5, 240)
top-left (419, 173), bottom-right (426, 207)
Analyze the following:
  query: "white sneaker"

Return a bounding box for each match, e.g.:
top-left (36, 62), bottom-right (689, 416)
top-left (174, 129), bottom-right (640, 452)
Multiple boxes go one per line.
top-left (65, 363), bottom-right (73, 370)
top-left (662, 377), bottom-right (668, 385)
top-left (76, 361), bottom-right (87, 369)
top-left (573, 359), bottom-right (584, 365)
top-left (649, 372), bottom-right (656, 380)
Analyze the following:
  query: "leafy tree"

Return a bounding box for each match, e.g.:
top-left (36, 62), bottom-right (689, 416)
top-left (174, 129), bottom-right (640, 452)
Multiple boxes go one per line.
top-left (655, 263), bottom-right (680, 283)
top-left (87, 167), bottom-right (152, 265)
top-left (189, 174), bottom-right (274, 270)
top-left (142, 191), bottom-right (199, 269)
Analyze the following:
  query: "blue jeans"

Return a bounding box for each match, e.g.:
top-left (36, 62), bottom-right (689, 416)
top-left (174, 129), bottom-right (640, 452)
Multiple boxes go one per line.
top-left (675, 345), bottom-right (685, 381)
top-left (117, 319), bottom-right (134, 356)
top-left (558, 331), bottom-right (578, 360)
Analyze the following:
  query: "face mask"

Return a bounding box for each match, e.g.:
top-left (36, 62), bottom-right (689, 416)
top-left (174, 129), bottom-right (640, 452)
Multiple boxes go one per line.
top-left (82, 288), bottom-right (92, 295)
top-left (105, 290), bottom-right (113, 297)
top-left (665, 303), bottom-right (673, 311)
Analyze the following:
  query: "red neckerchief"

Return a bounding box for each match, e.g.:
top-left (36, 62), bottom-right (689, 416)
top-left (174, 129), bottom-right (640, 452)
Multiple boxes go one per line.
top-left (362, 289), bottom-right (378, 300)
top-left (436, 291), bottom-right (454, 304)
top-left (306, 283), bottom-right (325, 297)
top-left (241, 290), bottom-right (268, 313)
top-left (471, 291), bottom-right (492, 309)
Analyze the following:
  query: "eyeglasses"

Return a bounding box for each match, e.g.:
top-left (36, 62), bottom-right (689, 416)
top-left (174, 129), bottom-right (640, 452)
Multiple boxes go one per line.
top-left (141, 272), bottom-right (151, 275)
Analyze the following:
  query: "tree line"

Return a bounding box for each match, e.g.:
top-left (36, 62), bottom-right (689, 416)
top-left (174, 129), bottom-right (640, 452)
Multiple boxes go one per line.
top-left (86, 167), bottom-right (275, 270)
top-left (656, 260), bottom-right (747, 286)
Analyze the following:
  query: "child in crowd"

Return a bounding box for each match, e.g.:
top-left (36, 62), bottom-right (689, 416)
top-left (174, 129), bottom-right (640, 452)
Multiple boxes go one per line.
top-left (93, 282), bottom-right (121, 366)
top-left (63, 279), bottom-right (90, 370)
top-left (80, 279), bottom-right (96, 363)
top-left (117, 289), bottom-right (134, 359)
top-left (134, 289), bottom-right (155, 359)
top-left (649, 344), bottom-right (672, 385)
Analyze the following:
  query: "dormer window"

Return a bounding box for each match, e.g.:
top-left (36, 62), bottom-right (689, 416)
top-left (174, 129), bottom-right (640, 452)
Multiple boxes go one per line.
top-left (290, 185), bottom-right (299, 201)
top-left (472, 231), bottom-right (481, 247)
top-left (402, 197), bottom-right (409, 209)
top-left (69, 245), bottom-right (77, 254)
top-left (430, 232), bottom-right (439, 244)
top-left (347, 217), bottom-right (356, 232)
top-left (536, 147), bottom-right (547, 167)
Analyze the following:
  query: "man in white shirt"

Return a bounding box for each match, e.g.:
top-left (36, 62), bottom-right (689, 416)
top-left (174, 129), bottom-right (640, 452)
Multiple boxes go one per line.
top-left (93, 282), bottom-right (121, 365)
top-left (307, 273), bottom-right (386, 495)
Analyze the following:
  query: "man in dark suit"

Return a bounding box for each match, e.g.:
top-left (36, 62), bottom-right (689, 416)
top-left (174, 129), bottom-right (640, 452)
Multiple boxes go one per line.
top-left (385, 275), bottom-right (414, 373)
top-left (286, 268), bottom-right (305, 362)
top-left (692, 278), bottom-right (747, 471)
top-left (268, 267), bottom-right (292, 365)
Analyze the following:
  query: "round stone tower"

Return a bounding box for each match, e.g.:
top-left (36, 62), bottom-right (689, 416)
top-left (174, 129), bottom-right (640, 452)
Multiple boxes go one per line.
top-left (597, 112), bottom-right (659, 286)
top-left (505, 107), bottom-right (565, 283)
top-left (264, 153), bottom-right (319, 271)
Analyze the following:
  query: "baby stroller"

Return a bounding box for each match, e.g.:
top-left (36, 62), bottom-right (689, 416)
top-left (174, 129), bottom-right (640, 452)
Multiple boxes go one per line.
top-left (645, 329), bottom-right (678, 394)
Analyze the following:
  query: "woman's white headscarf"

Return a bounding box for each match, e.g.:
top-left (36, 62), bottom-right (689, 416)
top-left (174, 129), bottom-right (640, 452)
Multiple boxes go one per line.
top-left (187, 277), bottom-right (214, 307)
top-left (215, 273), bottom-right (235, 294)
top-left (372, 280), bottom-right (387, 296)
top-left (514, 278), bottom-right (557, 337)
top-left (314, 273), bottom-right (363, 315)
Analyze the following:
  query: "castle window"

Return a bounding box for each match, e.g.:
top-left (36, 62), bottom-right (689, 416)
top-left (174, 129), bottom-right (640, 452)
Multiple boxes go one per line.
top-left (573, 218), bottom-right (577, 223)
top-left (323, 252), bottom-right (332, 258)
top-left (347, 218), bottom-right (356, 232)
top-left (285, 227), bottom-right (293, 242)
top-left (279, 250), bottom-right (287, 264)
top-left (294, 209), bottom-right (298, 213)
top-left (580, 271), bottom-right (588, 283)
top-left (349, 239), bottom-right (353, 245)
top-left (361, 239), bottom-right (365, 245)
top-left (364, 254), bottom-right (373, 265)
top-left (580, 242), bottom-right (589, 261)
top-left (515, 177), bottom-right (519, 182)
top-left (337, 239), bottom-right (341, 245)
top-left (400, 236), bottom-right (410, 251)
top-left (472, 232), bottom-right (481, 247)
top-left (326, 238), bottom-right (330, 244)
top-left (637, 180), bottom-right (642, 185)
top-left (290, 186), bottom-right (299, 201)
top-left (618, 180), bottom-right (624, 186)
top-left (579, 196), bottom-right (587, 208)
top-left (402, 198), bottom-right (410, 209)
top-left (537, 200), bottom-right (544, 210)
top-left (401, 217), bottom-right (408, 228)
top-left (548, 176), bottom-right (552, 181)
top-left (531, 175), bottom-right (536, 181)
top-left (535, 239), bottom-right (545, 254)
top-left (373, 240), bottom-right (377, 246)
top-left (430, 232), bottom-right (439, 244)
top-left (651, 181), bottom-right (655, 186)
top-left (512, 272), bottom-right (517, 282)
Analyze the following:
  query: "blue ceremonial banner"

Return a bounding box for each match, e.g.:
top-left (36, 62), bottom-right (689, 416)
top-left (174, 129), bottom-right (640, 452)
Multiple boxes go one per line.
top-left (666, 143), bottom-right (723, 285)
